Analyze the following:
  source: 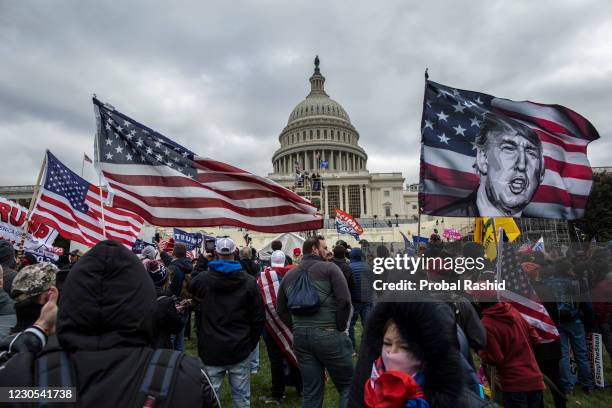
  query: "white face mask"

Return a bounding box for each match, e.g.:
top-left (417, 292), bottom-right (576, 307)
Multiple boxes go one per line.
top-left (381, 349), bottom-right (422, 375)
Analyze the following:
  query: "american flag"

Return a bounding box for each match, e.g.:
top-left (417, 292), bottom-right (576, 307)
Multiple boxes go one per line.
top-left (496, 237), bottom-right (560, 342)
top-left (257, 267), bottom-right (299, 369)
top-left (30, 151), bottom-right (144, 248)
top-left (419, 80), bottom-right (599, 219)
top-left (93, 98), bottom-right (322, 232)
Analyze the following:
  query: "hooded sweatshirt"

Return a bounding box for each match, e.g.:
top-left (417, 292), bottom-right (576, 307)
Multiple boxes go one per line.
top-left (479, 302), bottom-right (544, 392)
top-left (188, 260), bottom-right (265, 366)
top-left (0, 240), bottom-right (219, 408)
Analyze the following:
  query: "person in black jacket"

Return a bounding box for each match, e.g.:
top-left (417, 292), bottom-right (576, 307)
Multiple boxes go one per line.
top-left (349, 299), bottom-right (497, 408)
top-left (0, 240), bottom-right (220, 408)
top-left (159, 242), bottom-right (193, 351)
top-left (189, 237), bottom-right (265, 407)
top-left (142, 259), bottom-right (182, 349)
top-left (332, 245), bottom-right (356, 294)
top-left (0, 240), bottom-right (18, 295)
top-left (239, 246), bottom-right (260, 278)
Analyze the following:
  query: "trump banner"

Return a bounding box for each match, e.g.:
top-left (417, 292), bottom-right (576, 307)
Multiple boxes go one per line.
top-left (335, 208), bottom-right (363, 240)
top-left (419, 80), bottom-right (600, 219)
top-left (0, 196), bottom-right (58, 253)
top-left (173, 228), bottom-right (203, 251)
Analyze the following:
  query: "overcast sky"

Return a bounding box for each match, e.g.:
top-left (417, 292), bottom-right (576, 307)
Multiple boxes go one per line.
top-left (1, 0), bottom-right (610, 187)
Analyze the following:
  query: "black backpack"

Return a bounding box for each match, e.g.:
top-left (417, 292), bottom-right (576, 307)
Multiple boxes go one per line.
top-left (34, 349), bottom-right (184, 408)
top-left (287, 265), bottom-right (328, 316)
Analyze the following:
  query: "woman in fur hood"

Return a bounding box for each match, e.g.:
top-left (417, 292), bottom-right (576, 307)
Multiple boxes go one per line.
top-left (349, 300), bottom-right (497, 408)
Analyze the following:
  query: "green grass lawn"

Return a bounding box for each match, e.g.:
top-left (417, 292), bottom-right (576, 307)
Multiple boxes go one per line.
top-left (184, 319), bottom-right (612, 407)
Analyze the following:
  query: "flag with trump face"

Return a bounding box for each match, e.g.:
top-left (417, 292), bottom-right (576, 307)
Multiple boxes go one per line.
top-left (419, 80), bottom-right (600, 219)
top-left (93, 98), bottom-right (322, 232)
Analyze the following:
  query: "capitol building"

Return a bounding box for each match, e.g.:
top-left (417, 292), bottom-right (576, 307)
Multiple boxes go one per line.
top-left (269, 57), bottom-right (418, 223)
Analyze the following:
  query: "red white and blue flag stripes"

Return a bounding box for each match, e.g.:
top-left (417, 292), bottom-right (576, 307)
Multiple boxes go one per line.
top-left (30, 151), bottom-right (144, 248)
top-left (419, 80), bottom-right (599, 219)
top-left (93, 98), bottom-right (322, 232)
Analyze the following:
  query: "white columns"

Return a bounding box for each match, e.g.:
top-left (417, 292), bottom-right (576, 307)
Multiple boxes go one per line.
top-left (365, 185), bottom-right (372, 217)
top-left (324, 186), bottom-right (329, 218)
top-left (352, 154), bottom-right (356, 172)
top-left (359, 185), bottom-right (365, 217)
top-left (339, 185), bottom-right (345, 211)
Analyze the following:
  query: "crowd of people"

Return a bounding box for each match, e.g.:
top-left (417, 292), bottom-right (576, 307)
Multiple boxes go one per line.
top-left (0, 233), bottom-right (610, 408)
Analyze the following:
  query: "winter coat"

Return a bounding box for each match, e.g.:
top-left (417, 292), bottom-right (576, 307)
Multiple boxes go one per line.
top-left (1, 266), bottom-right (17, 296)
top-left (160, 251), bottom-right (193, 299)
top-left (0, 289), bottom-right (14, 316)
top-left (349, 300), bottom-right (498, 408)
top-left (479, 302), bottom-right (544, 393)
top-left (188, 260), bottom-right (265, 366)
top-left (592, 277), bottom-right (612, 325)
top-left (332, 257), bottom-right (356, 294)
top-left (240, 258), bottom-right (260, 278)
top-left (153, 287), bottom-right (183, 349)
top-left (0, 240), bottom-right (219, 408)
top-left (348, 248), bottom-right (374, 303)
top-left (276, 254), bottom-right (352, 332)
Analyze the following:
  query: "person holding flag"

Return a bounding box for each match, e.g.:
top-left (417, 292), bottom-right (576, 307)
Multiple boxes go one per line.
top-left (257, 250), bottom-right (302, 404)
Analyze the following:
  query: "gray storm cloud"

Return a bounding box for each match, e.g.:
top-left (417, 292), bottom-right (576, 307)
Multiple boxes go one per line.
top-left (0, 0), bottom-right (610, 186)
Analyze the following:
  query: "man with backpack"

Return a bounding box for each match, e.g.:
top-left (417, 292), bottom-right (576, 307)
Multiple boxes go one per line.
top-left (159, 242), bottom-right (193, 351)
top-left (188, 237), bottom-right (265, 408)
top-left (0, 240), bottom-right (220, 408)
top-left (276, 235), bottom-right (353, 408)
top-left (547, 259), bottom-right (595, 395)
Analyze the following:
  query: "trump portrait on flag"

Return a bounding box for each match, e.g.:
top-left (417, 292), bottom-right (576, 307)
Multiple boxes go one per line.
top-left (419, 80), bottom-right (600, 219)
top-left (436, 116), bottom-right (545, 217)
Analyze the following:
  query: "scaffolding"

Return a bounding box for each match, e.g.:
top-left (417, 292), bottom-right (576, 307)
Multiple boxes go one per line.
top-left (452, 217), bottom-right (572, 250)
top-left (293, 175), bottom-right (323, 238)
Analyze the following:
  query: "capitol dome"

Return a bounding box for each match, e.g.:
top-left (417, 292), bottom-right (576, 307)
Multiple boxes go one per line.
top-left (288, 94), bottom-right (351, 124)
top-left (271, 56), bottom-right (368, 175)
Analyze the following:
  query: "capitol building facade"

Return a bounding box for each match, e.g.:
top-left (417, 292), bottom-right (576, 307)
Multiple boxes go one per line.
top-left (269, 57), bottom-right (418, 222)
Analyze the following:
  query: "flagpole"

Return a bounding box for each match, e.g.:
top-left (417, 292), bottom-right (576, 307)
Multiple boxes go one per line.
top-left (18, 153), bottom-right (47, 257)
top-left (81, 155), bottom-right (85, 178)
top-left (416, 68), bottom-right (428, 247)
top-left (494, 221), bottom-right (503, 302)
top-left (97, 175), bottom-right (107, 239)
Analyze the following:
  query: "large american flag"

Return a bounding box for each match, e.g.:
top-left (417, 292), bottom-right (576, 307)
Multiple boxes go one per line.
top-left (93, 98), bottom-right (322, 232)
top-left (30, 151), bottom-right (144, 248)
top-left (419, 80), bottom-right (599, 219)
top-left (496, 238), bottom-right (560, 342)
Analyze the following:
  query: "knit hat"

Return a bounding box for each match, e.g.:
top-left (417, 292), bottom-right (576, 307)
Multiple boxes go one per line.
top-left (11, 262), bottom-right (58, 302)
top-left (293, 247), bottom-right (301, 256)
top-left (142, 259), bottom-right (167, 286)
top-left (140, 245), bottom-right (158, 260)
top-left (271, 250), bottom-right (286, 267)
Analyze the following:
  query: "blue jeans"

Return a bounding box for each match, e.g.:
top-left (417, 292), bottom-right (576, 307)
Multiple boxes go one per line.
top-left (205, 356), bottom-right (251, 408)
top-left (559, 320), bottom-right (594, 391)
top-left (349, 302), bottom-right (372, 349)
top-left (293, 327), bottom-right (353, 408)
top-left (171, 312), bottom-right (188, 351)
top-left (249, 340), bottom-right (260, 372)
